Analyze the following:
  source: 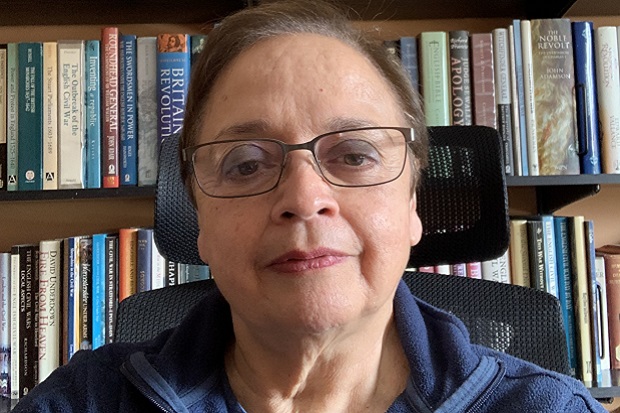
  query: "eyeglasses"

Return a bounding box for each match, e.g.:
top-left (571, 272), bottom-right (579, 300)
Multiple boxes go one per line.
top-left (183, 126), bottom-right (414, 198)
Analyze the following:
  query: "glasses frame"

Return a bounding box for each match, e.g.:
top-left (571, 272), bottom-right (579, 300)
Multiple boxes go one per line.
top-left (183, 126), bottom-right (415, 199)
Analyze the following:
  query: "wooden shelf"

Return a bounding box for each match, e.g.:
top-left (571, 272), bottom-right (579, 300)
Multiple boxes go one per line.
top-left (0, 186), bottom-right (155, 202)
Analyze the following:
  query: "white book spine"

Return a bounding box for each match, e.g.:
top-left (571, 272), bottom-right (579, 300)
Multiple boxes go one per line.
top-left (508, 26), bottom-right (523, 176)
top-left (38, 239), bottom-right (61, 383)
top-left (151, 238), bottom-right (166, 290)
top-left (137, 37), bottom-right (158, 187)
top-left (520, 20), bottom-right (539, 176)
top-left (57, 41), bottom-right (85, 189)
top-left (481, 250), bottom-right (511, 284)
top-left (0, 253), bottom-right (10, 397)
top-left (42, 42), bottom-right (58, 190)
top-left (595, 27), bottom-right (620, 174)
top-left (9, 253), bottom-right (19, 399)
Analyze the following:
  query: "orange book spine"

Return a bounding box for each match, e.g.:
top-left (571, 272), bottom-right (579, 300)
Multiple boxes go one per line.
top-left (118, 228), bottom-right (138, 302)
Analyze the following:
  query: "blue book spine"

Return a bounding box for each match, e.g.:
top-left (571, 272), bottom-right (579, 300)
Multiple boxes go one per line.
top-left (92, 234), bottom-right (106, 350)
top-left (186, 264), bottom-right (211, 282)
top-left (120, 35), bottom-right (137, 185)
top-left (541, 215), bottom-right (558, 298)
top-left (584, 220), bottom-right (602, 386)
top-left (572, 21), bottom-right (601, 175)
top-left (136, 228), bottom-right (153, 293)
top-left (66, 237), bottom-right (76, 361)
top-left (399, 36), bottom-right (419, 92)
top-left (17, 42), bottom-right (43, 190)
top-left (553, 217), bottom-right (577, 377)
top-left (512, 20), bottom-right (529, 176)
top-left (85, 40), bottom-right (102, 188)
top-left (157, 34), bottom-right (190, 143)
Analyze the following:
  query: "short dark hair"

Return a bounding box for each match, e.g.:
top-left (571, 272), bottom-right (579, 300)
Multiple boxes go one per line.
top-left (181, 0), bottom-right (428, 198)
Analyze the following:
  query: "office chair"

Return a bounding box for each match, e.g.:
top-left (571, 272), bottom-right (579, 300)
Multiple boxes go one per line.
top-left (115, 126), bottom-right (570, 376)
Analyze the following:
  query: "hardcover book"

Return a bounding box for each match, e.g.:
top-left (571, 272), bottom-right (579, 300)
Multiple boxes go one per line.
top-left (102, 27), bottom-right (120, 188)
top-left (42, 42), bottom-right (58, 190)
top-left (470, 33), bottom-right (496, 129)
top-left (400, 36), bottom-right (420, 93)
top-left (594, 256), bottom-right (611, 387)
top-left (448, 30), bottom-right (472, 126)
top-left (104, 234), bottom-right (118, 344)
top-left (91, 234), bottom-right (106, 350)
top-left (492, 28), bottom-right (515, 176)
top-left (520, 21), bottom-right (540, 176)
top-left (0, 253), bottom-right (10, 397)
top-left (510, 21), bottom-right (529, 176)
top-left (6, 43), bottom-right (18, 191)
top-left (57, 40), bottom-right (85, 189)
top-left (17, 42), bottom-right (43, 190)
top-left (0, 44), bottom-right (6, 190)
top-left (530, 18), bottom-right (579, 175)
top-left (596, 244), bottom-right (620, 385)
top-left (419, 31), bottom-right (450, 126)
top-left (136, 228), bottom-right (153, 293)
top-left (38, 239), bottom-right (61, 382)
top-left (78, 237), bottom-right (93, 351)
top-left (584, 220), bottom-right (601, 386)
top-left (136, 36), bottom-right (158, 187)
top-left (508, 218), bottom-right (531, 288)
top-left (157, 33), bottom-right (190, 143)
top-left (85, 40), bottom-right (101, 189)
top-left (119, 228), bottom-right (138, 302)
top-left (481, 250), bottom-right (511, 283)
top-left (120, 34), bottom-right (137, 186)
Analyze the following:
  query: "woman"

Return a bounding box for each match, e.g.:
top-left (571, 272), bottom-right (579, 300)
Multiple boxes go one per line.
top-left (14, 1), bottom-right (605, 412)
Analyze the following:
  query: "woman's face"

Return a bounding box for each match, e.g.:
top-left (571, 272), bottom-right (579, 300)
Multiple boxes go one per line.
top-left (194, 34), bottom-right (422, 335)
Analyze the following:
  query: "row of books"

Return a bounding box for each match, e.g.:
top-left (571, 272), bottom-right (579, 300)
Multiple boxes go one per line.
top-left (388, 19), bottom-right (620, 177)
top-left (0, 227), bottom-right (211, 399)
top-left (0, 28), bottom-right (207, 192)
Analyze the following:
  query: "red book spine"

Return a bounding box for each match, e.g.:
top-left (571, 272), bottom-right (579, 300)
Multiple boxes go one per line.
top-left (102, 27), bottom-right (120, 188)
top-left (471, 33), bottom-right (496, 129)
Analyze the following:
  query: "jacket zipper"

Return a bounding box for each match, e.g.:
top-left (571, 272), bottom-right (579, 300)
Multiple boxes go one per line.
top-left (465, 361), bottom-right (506, 413)
top-left (120, 363), bottom-right (179, 413)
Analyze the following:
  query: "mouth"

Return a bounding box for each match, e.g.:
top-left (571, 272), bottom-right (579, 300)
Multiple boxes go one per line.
top-left (268, 248), bottom-right (348, 273)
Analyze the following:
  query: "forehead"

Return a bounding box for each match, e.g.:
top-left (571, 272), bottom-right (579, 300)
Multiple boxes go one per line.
top-left (200, 33), bottom-right (404, 141)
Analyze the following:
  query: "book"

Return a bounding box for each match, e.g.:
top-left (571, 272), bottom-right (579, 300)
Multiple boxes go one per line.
top-left (553, 216), bottom-right (577, 377)
top-left (38, 239), bottom-right (61, 382)
top-left (520, 21), bottom-right (540, 176)
top-left (85, 40), bottom-right (101, 189)
top-left (399, 36), bottom-right (420, 93)
top-left (57, 40), bottom-right (85, 189)
top-left (583, 219), bottom-right (601, 385)
top-left (136, 36), bottom-right (158, 187)
top-left (530, 19), bottom-right (579, 175)
top-left (91, 233), bottom-right (106, 350)
top-left (120, 34), bottom-right (137, 186)
top-left (190, 34), bottom-right (207, 67)
top-left (481, 250), bottom-right (511, 283)
top-left (594, 26), bottom-right (620, 174)
top-left (419, 31), bottom-right (450, 126)
top-left (572, 21), bottom-right (601, 175)
top-left (104, 234), bottom-right (118, 344)
top-left (119, 228), bottom-right (138, 302)
top-left (6, 43), bottom-right (18, 191)
top-left (595, 256), bottom-right (611, 387)
top-left (448, 30), bottom-right (472, 126)
top-left (492, 28), bottom-right (515, 176)
top-left (136, 228), bottom-right (153, 293)
top-left (62, 236), bottom-right (78, 364)
top-left (17, 42), bottom-right (43, 190)
top-left (527, 218), bottom-right (545, 292)
top-left (0, 253), bottom-right (10, 397)
top-left (102, 27), bottom-right (121, 188)
top-left (508, 25), bottom-right (524, 176)
top-left (508, 218), bottom-right (531, 288)
top-left (165, 260), bottom-right (178, 287)
top-left (511, 21), bottom-right (529, 176)
top-left (470, 32), bottom-right (496, 129)
top-left (568, 215), bottom-right (592, 386)
top-left (151, 234), bottom-right (166, 290)
top-left (0, 44), bottom-right (6, 190)
top-left (157, 34), bottom-right (190, 143)
top-left (541, 215), bottom-right (558, 298)
top-left (451, 263), bottom-right (467, 277)
top-left (596, 244), bottom-right (620, 385)
top-left (42, 42), bottom-right (58, 190)
top-left (466, 261), bottom-right (482, 279)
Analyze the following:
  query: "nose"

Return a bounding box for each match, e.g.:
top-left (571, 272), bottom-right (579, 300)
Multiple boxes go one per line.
top-left (270, 152), bottom-right (340, 222)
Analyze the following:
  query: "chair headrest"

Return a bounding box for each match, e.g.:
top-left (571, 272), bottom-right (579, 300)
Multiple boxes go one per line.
top-left (154, 125), bottom-right (509, 268)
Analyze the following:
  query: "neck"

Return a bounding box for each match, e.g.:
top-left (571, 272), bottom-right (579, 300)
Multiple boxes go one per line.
top-left (225, 306), bottom-right (409, 413)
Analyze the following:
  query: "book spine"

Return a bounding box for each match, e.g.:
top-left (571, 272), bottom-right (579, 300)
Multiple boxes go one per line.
top-left (419, 32), bottom-right (450, 126)
top-left (530, 19), bottom-right (579, 175)
top-left (165, 260), bottom-right (178, 287)
top-left (509, 218), bottom-right (531, 287)
top-left (448, 30), bottom-right (472, 126)
top-left (9, 249), bottom-right (19, 398)
top-left (595, 256), bottom-right (611, 387)
top-left (137, 36), bottom-right (158, 187)
top-left (102, 27), bottom-right (120, 188)
top-left (18, 245), bottom-right (38, 396)
top-left (42, 42), bottom-right (58, 190)
top-left (569, 216), bottom-right (593, 386)
top-left (37, 239), bottom-right (61, 383)
top-left (104, 234), bottom-right (118, 344)
top-left (470, 33), bottom-right (496, 129)
top-left (527, 219), bottom-right (545, 292)
top-left (136, 228), bottom-right (153, 293)
top-left (157, 34), bottom-right (190, 143)
top-left (91, 234), bottom-right (105, 350)
top-left (466, 262), bottom-right (482, 279)
top-left (399, 36), bottom-right (420, 93)
top-left (595, 27), bottom-right (620, 174)
top-left (57, 41), bottom-right (85, 189)
top-left (71, 237), bottom-right (81, 360)
top-left (0, 44), bottom-right (6, 190)
top-left (151, 238), bottom-right (166, 290)
top-left (190, 34), bottom-right (207, 67)
top-left (492, 28), bottom-right (515, 176)
top-left (17, 42), bottom-right (43, 190)
top-left (63, 237), bottom-right (76, 363)
top-left (481, 251), bottom-right (511, 283)
top-left (521, 21), bottom-right (540, 176)
top-left (85, 40), bottom-right (101, 189)
top-left (600, 252), bottom-right (620, 381)
top-left (78, 237), bottom-right (92, 351)
top-left (120, 35), bottom-right (137, 186)
top-left (0, 253), bottom-right (9, 397)
top-left (584, 220), bottom-right (601, 386)
top-left (119, 228), bottom-right (137, 302)
top-left (6, 43), bottom-right (18, 191)
top-left (508, 26), bottom-right (523, 176)
top-left (451, 263), bottom-right (467, 277)
top-left (186, 264), bottom-right (211, 283)
top-left (572, 21), bottom-right (601, 175)
top-left (553, 216), bottom-right (577, 377)
top-left (541, 215), bottom-right (558, 298)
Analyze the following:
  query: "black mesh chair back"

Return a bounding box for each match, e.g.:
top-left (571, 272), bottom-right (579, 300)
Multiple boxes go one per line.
top-left (154, 125), bottom-right (510, 268)
top-left (115, 271), bottom-right (570, 375)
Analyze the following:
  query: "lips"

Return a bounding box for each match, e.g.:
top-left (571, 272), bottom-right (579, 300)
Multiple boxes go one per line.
top-left (268, 248), bottom-right (348, 273)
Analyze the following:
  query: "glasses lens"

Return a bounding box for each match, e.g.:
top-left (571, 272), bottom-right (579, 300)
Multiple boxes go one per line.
top-left (192, 140), bottom-right (283, 197)
top-left (315, 128), bottom-right (408, 186)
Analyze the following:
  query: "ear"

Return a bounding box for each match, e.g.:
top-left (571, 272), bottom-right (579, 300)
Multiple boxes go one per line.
top-left (409, 193), bottom-right (423, 247)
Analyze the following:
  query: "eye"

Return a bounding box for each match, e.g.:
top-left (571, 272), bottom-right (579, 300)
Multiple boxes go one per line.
top-left (322, 138), bottom-right (381, 169)
top-left (220, 143), bottom-right (280, 182)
